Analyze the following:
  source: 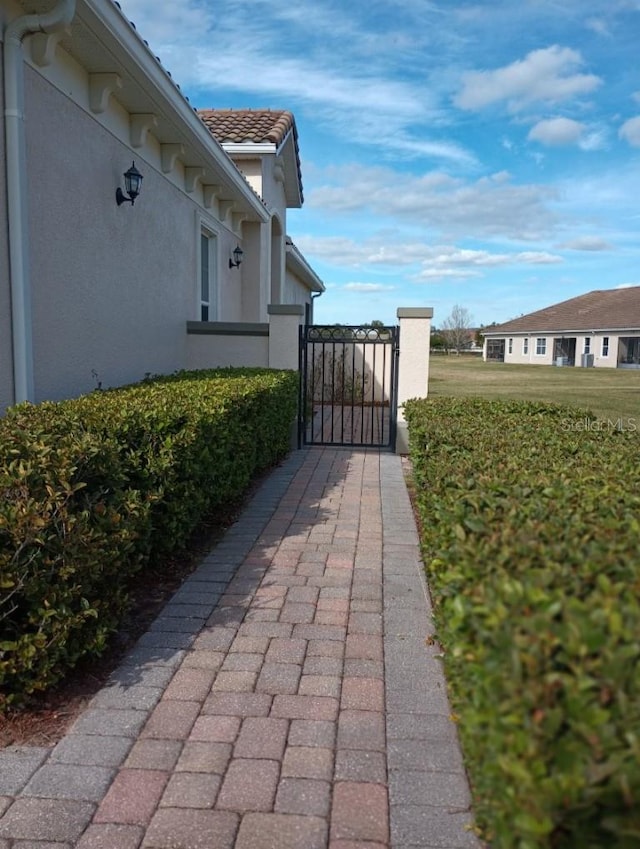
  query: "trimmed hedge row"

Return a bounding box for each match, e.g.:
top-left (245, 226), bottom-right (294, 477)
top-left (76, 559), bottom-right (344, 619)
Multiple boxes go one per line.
top-left (405, 397), bottom-right (640, 849)
top-left (0, 368), bottom-right (298, 709)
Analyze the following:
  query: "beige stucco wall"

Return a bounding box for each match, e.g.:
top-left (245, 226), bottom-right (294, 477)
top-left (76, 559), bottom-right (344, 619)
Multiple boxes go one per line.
top-left (230, 155), bottom-right (289, 321)
top-left (260, 156), bottom-right (288, 222)
top-left (240, 220), bottom-right (267, 323)
top-left (3, 14), bottom-right (316, 409)
top-left (20, 65), bottom-right (243, 402)
top-left (26, 69), bottom-right (188, 399)
top-left (284, 266), bottom-right (313, 309)
top-left (0, 38), bottom-right (15, 411)
top-left (501, 335), bottom-right (554, 366)
top-left (262, 160), bottom-right (287, 309)
top-left (235, 158), bottom-right (263, 201)
top-left (186, 330), bottom-right (269, 370)
top-left (487, 331), bottom-right (635, 368)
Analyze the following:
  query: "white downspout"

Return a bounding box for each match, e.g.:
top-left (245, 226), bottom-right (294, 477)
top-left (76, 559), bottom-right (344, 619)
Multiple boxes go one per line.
top-left (3, 0), bottom-right (76, 404)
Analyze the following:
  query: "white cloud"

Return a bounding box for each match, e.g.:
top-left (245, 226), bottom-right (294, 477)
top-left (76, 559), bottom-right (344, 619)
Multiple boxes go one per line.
top-left (295, 235), bottom-right (432, 267)
top-left (114, 0), bottom-right (640, 327)
top-left (421, 246), bottom-right (563, 267)
top-left (412, 245), bottom-right (563, 282)
top-left (343, 283), bottom-right (396, 292)
top-left (378, 135), bottom-right (477, 167)
top-left (556, 236), bottom-right (613, 251)
top-left (296, 236), bottom-right (563, 279)
top-left (117, 0), bottom-right (469, 166)
top-left (293, 236), bottom-right (383, 266)
top-left (308, 165), bottom-right (559, 241)
top-left (526, 119), bottom-right (607, 151)
top-left (585, 17), bottom-right (611, 36)
top-left (553, 161), bottom-right (640, 233)
top-left (455, 46), bottom-right (602, 112)
top-left (528, 117), bottom-right (586, 145)
top-left (399, 245), bottom-right (558, 286)
top-left (415, 268), bottom-right (482, 282)
top-left (515, 251), bottom-right (564, 264)
top-left (578, 127), bottom-right (609, 151)
top-left (619, 116), bottom-right (640, 146)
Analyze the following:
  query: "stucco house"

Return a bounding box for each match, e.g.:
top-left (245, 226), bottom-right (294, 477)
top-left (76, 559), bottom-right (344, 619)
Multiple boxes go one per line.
top-left (1, 0), bottom-right (324, 412)
top-left (483, 287), bottom-right (640, 369)
top-left (198, 108), bottom-right (325, 326)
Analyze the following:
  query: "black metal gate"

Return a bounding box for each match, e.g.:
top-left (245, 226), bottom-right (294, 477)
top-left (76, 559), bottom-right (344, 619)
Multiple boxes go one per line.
top-left (299, 324), bottom-right (399, 448)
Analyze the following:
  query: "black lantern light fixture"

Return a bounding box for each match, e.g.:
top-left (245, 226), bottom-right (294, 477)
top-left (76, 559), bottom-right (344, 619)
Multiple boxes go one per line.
top-left (116, 161), bottom-right (144, 206)
top-left (229, 245), bottom-right (243, 268)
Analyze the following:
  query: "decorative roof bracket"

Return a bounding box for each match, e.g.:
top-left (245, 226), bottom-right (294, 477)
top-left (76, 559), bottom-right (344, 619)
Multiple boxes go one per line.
top-left (130, 113), bottom-right (157, 148)
top-left (89, 73), bottom-right (122, 114)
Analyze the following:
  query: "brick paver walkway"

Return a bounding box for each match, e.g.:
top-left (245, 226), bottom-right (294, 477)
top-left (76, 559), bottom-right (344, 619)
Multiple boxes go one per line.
top-left (0, 448), bottom-right (482, 849)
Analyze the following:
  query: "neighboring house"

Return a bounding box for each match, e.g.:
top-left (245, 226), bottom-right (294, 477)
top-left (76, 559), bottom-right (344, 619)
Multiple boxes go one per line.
top-left (0, 0), bottom-right (323, 412)
top-left (466, 329), bottom-right (484, 355)
top-left (483, 288), bottom-right (640, 369)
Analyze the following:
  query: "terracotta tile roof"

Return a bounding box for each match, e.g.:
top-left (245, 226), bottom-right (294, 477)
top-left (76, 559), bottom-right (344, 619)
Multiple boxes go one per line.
top-left (197, 109), bottom-right (296, 147)
top-left (197, 109), bottom-right (303, 206)
top-left (485, 287), bottom-right (640, 334)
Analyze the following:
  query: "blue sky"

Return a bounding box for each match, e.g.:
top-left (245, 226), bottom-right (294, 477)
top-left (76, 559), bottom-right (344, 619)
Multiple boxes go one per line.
top-left (118, 0), bottom-right (640, 329)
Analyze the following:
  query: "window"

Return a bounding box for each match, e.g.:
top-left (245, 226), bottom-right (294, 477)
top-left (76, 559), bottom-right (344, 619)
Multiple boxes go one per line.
top-left (536, 337), bottom-right (546, 355)
top-left (602, 336), bottom-right (609, 357)
top-left (584, 337), bottom-right (591, 354)
top-left (199, 228), bottom-right (218, 321)
top-left (523, 338), bottom-right (529, 355)
top-left (200, 233), bottom-right (210, 321)
top-left (508, 338), bottom-right (513, 354)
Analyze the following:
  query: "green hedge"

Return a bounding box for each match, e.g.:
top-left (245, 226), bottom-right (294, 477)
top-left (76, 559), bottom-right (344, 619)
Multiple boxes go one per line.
top-left (0, 368), bottom-right (297, 709)
top-left (405, 397), bottom-right (640, 849)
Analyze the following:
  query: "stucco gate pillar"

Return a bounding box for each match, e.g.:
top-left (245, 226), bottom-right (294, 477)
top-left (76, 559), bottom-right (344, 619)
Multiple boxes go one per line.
top-left (268, 304), bottom-right (304, 449)
top-left (395, 307), bottom-right (433, 454)
top-left (267, 304), bottom-right (304, 370)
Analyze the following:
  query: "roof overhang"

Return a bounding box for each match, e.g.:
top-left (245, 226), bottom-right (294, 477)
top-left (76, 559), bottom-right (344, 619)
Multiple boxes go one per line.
top-left (286, 239), bottom-right (324, 294)
top-left (12, 0), bottom-right (269, 222)
top-left (221, 127), bottom-right (303, 209)
top-left (278, 128), bottom-right (304, 208)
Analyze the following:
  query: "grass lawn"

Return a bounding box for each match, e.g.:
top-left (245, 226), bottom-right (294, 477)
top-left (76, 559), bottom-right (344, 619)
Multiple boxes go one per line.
top-left (429, 355), bottom-right (640, 426)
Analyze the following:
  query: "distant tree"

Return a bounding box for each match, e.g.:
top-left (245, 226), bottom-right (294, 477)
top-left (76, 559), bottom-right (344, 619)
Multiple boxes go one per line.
top-left (441, 305), bottom-right (474, 353)
top-left (430, 332), bottom-right (447, 352)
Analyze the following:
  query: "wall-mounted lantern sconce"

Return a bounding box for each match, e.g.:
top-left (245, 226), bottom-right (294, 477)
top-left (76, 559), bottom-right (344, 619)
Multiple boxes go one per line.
top-left (116, 161), bottom-right (144, 206)
top-left (229, 245), bottom-right (243, 268)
